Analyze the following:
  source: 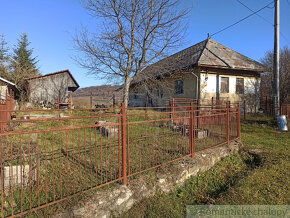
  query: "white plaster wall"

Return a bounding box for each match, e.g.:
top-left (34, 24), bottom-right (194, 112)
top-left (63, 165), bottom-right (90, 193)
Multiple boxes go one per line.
top-left (200, 72), bottom-right (260, 105)
top-left (229, 77), bottom-right (236, 94)
top-left (0, 85), bottom-right (8, 100)
top-left (200, 73), bottom-right (216, 93)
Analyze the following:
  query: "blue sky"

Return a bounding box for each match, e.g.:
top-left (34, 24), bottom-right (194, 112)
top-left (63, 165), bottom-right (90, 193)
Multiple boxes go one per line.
top-left (0, 0), bottom-right (289, 88)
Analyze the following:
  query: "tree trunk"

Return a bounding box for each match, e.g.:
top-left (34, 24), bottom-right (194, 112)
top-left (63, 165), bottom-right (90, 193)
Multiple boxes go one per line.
top-left (123, 77), bottom-right (131, 107)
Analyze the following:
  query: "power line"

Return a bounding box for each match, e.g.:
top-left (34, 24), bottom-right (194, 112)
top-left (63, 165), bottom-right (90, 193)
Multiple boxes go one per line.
top-left (235, 0), bottom-right (289, 44)
top-left (211, 1), bottom-right (274, 37)
top-left (235, 0), bottom-right (273, 25)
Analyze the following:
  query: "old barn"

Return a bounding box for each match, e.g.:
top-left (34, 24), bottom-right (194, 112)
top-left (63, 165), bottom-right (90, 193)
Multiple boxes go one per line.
top-left (27, 69), bottom-right (79, 105)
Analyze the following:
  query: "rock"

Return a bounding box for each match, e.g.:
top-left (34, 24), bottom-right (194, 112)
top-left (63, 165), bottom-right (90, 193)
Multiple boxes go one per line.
top-left (195, 129), bottom-right (209, 139)
top-left (95, 121), bottom-right (110, 130)
top-left (248, 148), bottom-right (264, 155)
top-left (101, 126), bottom-right (119, 138)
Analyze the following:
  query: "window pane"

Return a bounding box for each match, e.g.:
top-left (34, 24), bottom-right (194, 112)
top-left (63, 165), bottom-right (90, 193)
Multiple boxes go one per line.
top-left (236, 78), bottom-right (244, 94)
top-left (220, 77), bottom-right (229, 93)
top-left (175, 80), bottom-right (184, 94)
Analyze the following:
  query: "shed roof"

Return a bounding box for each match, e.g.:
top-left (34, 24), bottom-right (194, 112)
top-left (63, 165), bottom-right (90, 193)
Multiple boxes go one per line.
top-left (0, 77), bottom-right (15, 86)
top-left (142, 38), bottom-right (266, 77)
top-left (27, 69), bottom-right (80, 88)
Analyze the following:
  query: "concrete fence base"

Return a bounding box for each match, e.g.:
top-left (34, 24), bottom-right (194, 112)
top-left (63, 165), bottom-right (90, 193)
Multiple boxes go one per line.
top-left (56, 140), bottom-right (241, 218)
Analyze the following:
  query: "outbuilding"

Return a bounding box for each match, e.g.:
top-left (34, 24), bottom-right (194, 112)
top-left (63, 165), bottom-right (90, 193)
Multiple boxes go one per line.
top-left (27, 69), bottom-right (79, 105)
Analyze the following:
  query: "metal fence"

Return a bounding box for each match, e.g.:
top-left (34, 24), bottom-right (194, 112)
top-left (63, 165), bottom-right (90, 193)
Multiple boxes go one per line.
top-left (0, 90), bottom-right (14, 132)
top-left (260, 98), bottom-right (290, 118)
top-left (0, 103), bottom-right (240, 217)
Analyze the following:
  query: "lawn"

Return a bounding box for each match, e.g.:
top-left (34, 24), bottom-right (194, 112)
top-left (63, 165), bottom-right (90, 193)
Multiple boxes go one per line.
top-left (0, 108), bottom-right (239, 217)
top-left (122, 116), bottom-right (290, 218)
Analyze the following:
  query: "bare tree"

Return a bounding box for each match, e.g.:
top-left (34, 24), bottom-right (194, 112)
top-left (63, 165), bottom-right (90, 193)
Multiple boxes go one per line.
top-left (74, 0), bottom-right (189, 106)
top-left (260, 46), bottom-right (290, 104)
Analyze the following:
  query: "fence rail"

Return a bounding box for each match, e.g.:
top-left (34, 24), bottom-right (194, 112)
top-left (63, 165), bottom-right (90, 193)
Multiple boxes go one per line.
top-left (0, 103), bottom-right (240, 217)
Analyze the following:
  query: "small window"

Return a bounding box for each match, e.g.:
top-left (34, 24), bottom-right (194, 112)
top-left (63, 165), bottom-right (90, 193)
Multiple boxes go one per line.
top-left (236, 78), bottom-right (244, 94)
top-left (220, 77), bottom-right (229, 93)
top-left (175, 80), bottom-right (184, 94)
top-left (158, 89), bottom-right (164, 98)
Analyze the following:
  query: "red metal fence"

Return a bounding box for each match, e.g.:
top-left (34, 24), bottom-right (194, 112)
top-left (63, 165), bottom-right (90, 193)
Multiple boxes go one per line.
top-left (259, 97), bottom-right (290, 119)
top-left (0, 103), bottom-right (240, 217)
top-left (0, 90), bottom-right (14, 132)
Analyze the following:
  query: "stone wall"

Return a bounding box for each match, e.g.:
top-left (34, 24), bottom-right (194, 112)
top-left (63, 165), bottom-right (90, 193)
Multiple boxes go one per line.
top-left (56, 140), bottom-right (241, 218)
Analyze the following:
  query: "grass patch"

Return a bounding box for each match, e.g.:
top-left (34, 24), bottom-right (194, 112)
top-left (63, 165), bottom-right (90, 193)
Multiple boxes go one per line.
top-left (122, 116), bottom-right (290, 217)
top-left (0, 109), bottom-right (240, 216)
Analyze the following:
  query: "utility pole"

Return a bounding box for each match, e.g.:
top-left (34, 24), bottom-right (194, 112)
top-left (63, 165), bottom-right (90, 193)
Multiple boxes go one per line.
top-left (273, 0), bottom-right (280, 117)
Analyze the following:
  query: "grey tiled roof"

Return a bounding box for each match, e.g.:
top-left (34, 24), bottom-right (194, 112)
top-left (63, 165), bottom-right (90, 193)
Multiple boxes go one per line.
top-left (142, 38), bottom-right (266, 76)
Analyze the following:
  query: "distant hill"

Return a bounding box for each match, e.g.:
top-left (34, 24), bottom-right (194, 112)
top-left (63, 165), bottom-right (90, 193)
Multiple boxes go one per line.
top-left (73, 85), bottom-right (122, 98)
top-left (72, 85), bottom-right (123, 107)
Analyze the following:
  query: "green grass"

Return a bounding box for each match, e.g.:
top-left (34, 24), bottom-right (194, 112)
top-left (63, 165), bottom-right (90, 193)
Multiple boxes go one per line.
top-left (0, 109), bottom-right (240, 217)
top-left (122, 116), bottom-right (290, 218)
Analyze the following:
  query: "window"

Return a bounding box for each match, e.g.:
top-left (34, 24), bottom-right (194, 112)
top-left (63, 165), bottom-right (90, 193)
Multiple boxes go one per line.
top-left (175, 80), bottom-right (184, 94)
top-left (158, 89), bottom-right (164, 98)
top-left (220, 77), bottom-right (229, 93)
top-left (236, 78), bottom-right (244, 94)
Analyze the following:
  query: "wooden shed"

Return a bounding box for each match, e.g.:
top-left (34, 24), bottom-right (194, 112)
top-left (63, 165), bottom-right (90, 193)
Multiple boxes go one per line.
top-left (27, 69), bottom-right (79, 105)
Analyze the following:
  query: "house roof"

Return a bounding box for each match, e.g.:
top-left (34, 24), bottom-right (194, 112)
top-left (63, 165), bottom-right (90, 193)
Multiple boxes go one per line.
top-left (27, 69), bottom-right (80, 88)
top-left (0, 77), bottom-right (15, 86)
top-left (141, 38), bottom-right (266, 78)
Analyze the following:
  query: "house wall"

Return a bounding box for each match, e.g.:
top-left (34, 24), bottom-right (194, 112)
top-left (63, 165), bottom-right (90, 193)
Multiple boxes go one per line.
top-left (0, 80), bottom-right (14, 101)
top-left (29, 72), bottom-right (77, 104)
top-left (0, 85), bottom-right (8, 101)
top-left (200, 70), bottom-right (260, 112)
top-left (129, 68), bottom-right (261, 112)
top-left (129, 70), bottom-right (198, 107)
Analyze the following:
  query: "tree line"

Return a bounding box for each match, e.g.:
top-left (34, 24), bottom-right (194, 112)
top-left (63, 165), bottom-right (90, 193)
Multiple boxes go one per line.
top-left (260, 46), bottom-right (290, 104)
top-left (0, 33), bottom-right (39, 101)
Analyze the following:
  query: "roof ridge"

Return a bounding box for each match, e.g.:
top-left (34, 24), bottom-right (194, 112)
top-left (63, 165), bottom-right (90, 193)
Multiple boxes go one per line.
top-left (195, 37), bottom-right (210, 65)
top-left (27, 69), bottom-right (80, 88)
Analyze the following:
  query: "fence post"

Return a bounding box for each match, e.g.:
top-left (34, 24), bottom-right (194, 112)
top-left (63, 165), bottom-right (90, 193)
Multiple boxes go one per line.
top-left (189, 102), bottom-right (194, 158)
top-left (211, 97), bottom-right (214, 109)
top-left (0, 103), bottom-right (3, 132)
top-left (265, 96), bottom-right (268, 114)
top-left (70, 92), bottom-right (73, 109)
top-left (227, 102), bottom-right (230, 145)
top-left (5, 90), bottom-right (8, 127)
top-left (243, 100), bottom-right (246, 120)
top-left (121, 103), bottom-right (127, 185)
top-left (90, 92), bottom-right (93, 109)
top-left (172, 97), bottom-right (175, 120)
top-left (11, 89), bottom-right (14, 114)
top-left (113, 94), bottom-right (116, 113)
top-left (196, 99), bottom-right (200, 129)
top-left (57, 91), bottom-right (60, 110)
top-left (237, 102), bottom-right (241, 139)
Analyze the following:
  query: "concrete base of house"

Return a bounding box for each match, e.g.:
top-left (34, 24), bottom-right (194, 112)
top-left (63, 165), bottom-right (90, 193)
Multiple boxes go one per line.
top-left (56, 140), bottom-right (241, 218)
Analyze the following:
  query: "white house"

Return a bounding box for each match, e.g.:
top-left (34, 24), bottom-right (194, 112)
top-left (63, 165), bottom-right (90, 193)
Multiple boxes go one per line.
top-left (129, 38), bottom-right (266, 111)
